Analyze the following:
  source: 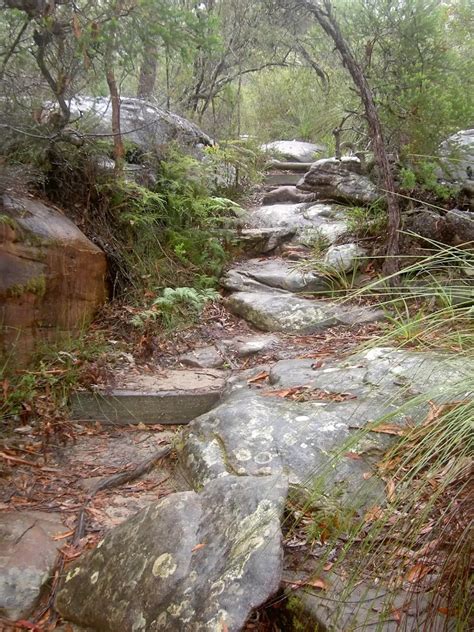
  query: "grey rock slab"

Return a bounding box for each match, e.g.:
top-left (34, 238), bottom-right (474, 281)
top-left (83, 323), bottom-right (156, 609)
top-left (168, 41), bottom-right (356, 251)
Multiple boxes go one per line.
top-left (221, 258), bottom-right (331, 294)
top-left (181, 392), bottom-right (386, 505)
top-left (226, 292), bottom-right (384, 334)
top-left (249, 202), bottom-right (343, 230)
top-left (269, 347), bottom-right (470, 405)
top-left (265, 172), bottom-right (301, 186)
top-left (298, 158), bottom-right (379, 205)
top-left (323, 243), bottom-right (367, 273)
top-left (67, 96), bottom-right (212, 158)
top-left (289, 570), bottom-right (453, 632)
top-left (232, 227), bottom-right (296, 254)
top-left (71, 369), bottom-right (227, 425)
top-left (179, 346), bottom-right (224, 369)
top-left (261, 140), bottom-right (326, 163)
top-left (230, 334), bottom-right (279, 357)
top-left (438, 128), bottom-right (474, 182)
top-left (0, 511), bottom-right (66, 620)
top-left (56, 474), bottom-right (288, 632)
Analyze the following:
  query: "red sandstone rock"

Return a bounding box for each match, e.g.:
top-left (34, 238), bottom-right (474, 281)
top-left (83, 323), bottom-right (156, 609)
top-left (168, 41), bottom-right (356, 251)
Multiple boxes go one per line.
top-left (0, 194), bottom-right (107, 366)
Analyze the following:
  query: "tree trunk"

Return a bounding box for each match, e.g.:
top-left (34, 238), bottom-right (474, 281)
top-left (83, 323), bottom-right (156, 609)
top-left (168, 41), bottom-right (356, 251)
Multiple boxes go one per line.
top-left (105, 48), bottom-right (124, 173)
top-left (294, 0), bottom-right (401, 279)
top-left (137, 44), bottom-right (158, 100)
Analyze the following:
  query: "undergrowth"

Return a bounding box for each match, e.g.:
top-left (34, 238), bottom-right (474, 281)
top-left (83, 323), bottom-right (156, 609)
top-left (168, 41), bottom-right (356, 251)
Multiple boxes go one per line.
top-left (283, 238), bottom-right (473, 630)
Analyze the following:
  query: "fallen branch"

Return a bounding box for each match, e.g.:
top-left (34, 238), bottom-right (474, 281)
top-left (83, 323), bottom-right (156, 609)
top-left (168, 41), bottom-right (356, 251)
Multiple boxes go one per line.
top-left (33, 443), bottom-right (172, 624)
top-left (89, 444), bottom-right (172, 496)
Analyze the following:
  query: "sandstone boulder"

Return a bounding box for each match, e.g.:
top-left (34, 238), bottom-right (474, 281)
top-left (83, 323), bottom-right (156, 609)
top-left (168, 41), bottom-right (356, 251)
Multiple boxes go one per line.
top-left (261, 140), bottom-right (326, 163)
top-left (0, 194), bottom-right (107, 365)
top-left (0, 511), bottom-right (66, 620)
top-left (297, 158), bottom-right (379, 205)
top-left (438, 128), bottom-right (474, 183)
top-left (66, 96), bottom-right (213, 158)
top-left (56, 475), bottom-right (287, 632)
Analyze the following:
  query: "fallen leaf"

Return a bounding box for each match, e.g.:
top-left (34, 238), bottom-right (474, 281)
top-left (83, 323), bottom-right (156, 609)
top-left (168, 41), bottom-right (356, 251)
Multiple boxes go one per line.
top-left (405, 563), bottom-right (431, 583)
top-left (53, 529), bottom-right (75, 541)
top-left (192, 543), bottom-right (206, 552)
top-left (308, 577), bottom-right (329, 590)
top-left (370, 423), bottom-right (407, 436)
top-left (247, 371), bottom-right (269, 384)
top-left (364, 505), bottom-right (384, 523)
top-left (386, 479), bottom-right (396, 501)
top-left (363, 472), bottom-right (373, 479)
top-left (344, 451), bottom-right (363, 460)
top-left (323, 562), bottom-right (333, 571)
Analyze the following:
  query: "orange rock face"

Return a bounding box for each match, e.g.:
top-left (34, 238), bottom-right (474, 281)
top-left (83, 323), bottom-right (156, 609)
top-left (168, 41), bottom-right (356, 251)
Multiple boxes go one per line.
top-left (0, 194), bottom-right (107, 366)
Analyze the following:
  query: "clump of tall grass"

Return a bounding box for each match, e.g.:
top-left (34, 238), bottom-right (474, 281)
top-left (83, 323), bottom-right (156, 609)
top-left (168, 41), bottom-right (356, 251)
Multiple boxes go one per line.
top-left (284, 238), bottom-right (473, 630)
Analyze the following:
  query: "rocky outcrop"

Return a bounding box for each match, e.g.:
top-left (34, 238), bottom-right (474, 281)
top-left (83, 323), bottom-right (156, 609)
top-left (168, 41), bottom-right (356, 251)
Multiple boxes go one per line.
top-left (261, 140), bottom-right (326, 163)
top-left (221, 258), bottom-right (332, 294)
top-left (438, 128), bottom-right (474, 183)
top-left (56, 475), bottom-right (287, 632)
top-left (248, 202), bottom-right (348, 243)
top-left (0, 194), bottom-right (107, 365)
top-left (405, 207), bottom-right (474, 246)
top-left (324, 243), bottom-right (367, 272)
top-left (66, 96), bottom-right (213, 158)
top-left (297, 158), bottom-right (380, 205)
top-left (0, 511), bottom-right (66, 620)
top-left (226, 292), bottom-right (383, 333)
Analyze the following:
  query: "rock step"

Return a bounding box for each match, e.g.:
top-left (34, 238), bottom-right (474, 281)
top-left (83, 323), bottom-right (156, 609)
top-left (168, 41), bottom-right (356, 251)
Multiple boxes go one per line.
top-left (71, 369), bottom-right (226, 425)
top-left (264, 172), bottom-right (301, 187)
top-left (266, 159), bottom-right (314, 172)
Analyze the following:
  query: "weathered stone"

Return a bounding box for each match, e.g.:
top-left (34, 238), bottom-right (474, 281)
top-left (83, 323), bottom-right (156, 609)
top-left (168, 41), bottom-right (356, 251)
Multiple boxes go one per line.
top-left (179, 346), bottom-right (224, 369)
top-left (248, 202), bottom-right (349, 246)
top-left (323, 243), bottom-right (367, 273)
top-left (264, 172), bottom-right (302, 187)
top-left (297, 158), bottom-right (379, 205)
top-left (226, 292), bottom-right (384, 334)
top-left (0, 511), bottom-right (65, 620)
top-left (231, 227), bottom-right (296, 254)
top-left (56, 474), bottom-right (287, 632)
top-left (438, 128), bottom-right (474, 182)
top-left (182, 391), bottom-right (386, 507)
top-left (221, 258), bottom-right (331, 294)
top-left (71, 369), bottom-right (226, 425)
top-left (64, 96), bottom-right (212, 158)
top-left (229, 334), bottom-right (279, 357)
top-left (404, 207), bottom-right (474, 246)
top-left (261, 140), bottom-right (326, 163)
top-left (269, 347), bottom-right (468, 404)
top-left (0, 194), bottom-right (107, 366)
top-left (287, 570), bottom-right (451, 632)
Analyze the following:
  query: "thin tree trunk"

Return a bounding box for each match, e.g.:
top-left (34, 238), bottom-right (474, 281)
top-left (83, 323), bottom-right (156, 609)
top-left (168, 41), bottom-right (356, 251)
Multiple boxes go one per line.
top-left (295, 0), bottom-right (401, 279)
top-left (137, 43), bottom-right (158, 100)
top-left (105, 62), bottom-right (124, 172)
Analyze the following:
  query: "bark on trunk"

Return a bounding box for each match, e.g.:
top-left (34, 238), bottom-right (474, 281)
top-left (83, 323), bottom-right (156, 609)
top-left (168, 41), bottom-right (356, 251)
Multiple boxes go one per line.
top-left (295, 0), bottom-right (401, 279)
top-left (137, 44), bottom-right (158, 100)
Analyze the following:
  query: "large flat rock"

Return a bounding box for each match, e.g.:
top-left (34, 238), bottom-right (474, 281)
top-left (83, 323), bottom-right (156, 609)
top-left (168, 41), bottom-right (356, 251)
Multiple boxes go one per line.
top-left (0, 511), bottom-right (66, 620)
top-left (269, 346), bottom-right (469, 403)
top-left (226, 291), bottom-right (383, 333)
top-left (248, 203), bottom-right (348, 242)
top-left (221, 258), bottom-right (331, 294)
top-left (71, 369), bottom-right (226, 425)
top-left (56, 474), bottom-right (287, 632)
top-left (181, 392), bottom-right (387, 509)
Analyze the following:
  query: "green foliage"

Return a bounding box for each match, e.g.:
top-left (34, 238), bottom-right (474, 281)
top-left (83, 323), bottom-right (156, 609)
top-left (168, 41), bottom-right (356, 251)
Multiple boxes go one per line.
top-left (204, 139), bottom-right (266, 197)
top-left (131, 286), bottom-right (220, 330)
top-left (345, 203), bottom-right (387, 237)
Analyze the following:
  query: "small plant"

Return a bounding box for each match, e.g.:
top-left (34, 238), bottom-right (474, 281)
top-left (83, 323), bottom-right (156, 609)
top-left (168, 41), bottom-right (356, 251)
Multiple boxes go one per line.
top-left (131, 287), bottom-right (220, 330)
top-left (345, 203), bottom-right (387, 237)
